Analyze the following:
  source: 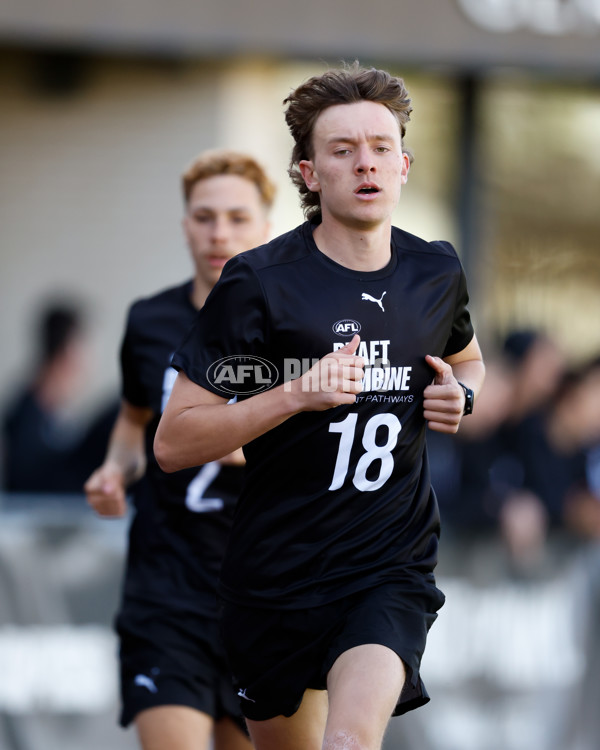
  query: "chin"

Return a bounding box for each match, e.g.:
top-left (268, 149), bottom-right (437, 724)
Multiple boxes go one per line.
top-left (348, 213), bottom-right (387, 231)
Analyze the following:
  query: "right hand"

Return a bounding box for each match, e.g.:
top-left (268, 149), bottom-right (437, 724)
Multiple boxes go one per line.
top-left (291, 334), bottom-right (365, 411)
top-left (84, 462), bottom-right (127, 517)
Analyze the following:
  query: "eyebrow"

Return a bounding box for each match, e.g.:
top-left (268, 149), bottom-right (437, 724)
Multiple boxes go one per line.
top-left (189, 205), bottom-right (253, 213)
top-left (326, 133), bottom-right (397, 145)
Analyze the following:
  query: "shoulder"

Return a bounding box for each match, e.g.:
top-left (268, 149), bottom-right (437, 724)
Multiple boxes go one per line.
top-left (127, 280), bottom-right (192, 327)
top-left (392, 227), bottom-right (461, 263)
top-left (228, 223), bottom-right (311, 277)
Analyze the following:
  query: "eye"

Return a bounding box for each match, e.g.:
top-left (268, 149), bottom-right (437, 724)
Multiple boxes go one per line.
top-left (193, 213), bottom-right (212, 223)
top-left (374, 146), bottom-right (390, 153)
top-left (334, 148), bottom-right (351, 156)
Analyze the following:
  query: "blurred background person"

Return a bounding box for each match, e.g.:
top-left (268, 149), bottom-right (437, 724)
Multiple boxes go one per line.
top-left (430, 355), bottom-right (513, 530)
top-left (84, 149), bottom-right (275, 750)
top-left (552, 356), bottom-right (600, 541)
top-left (492, 329), bottom-right (567, 573)
top-left (428, 354), bottom-right (514, 577)
top-left (1, 300), bottom-right (102, 493)
top-left (430, 329), bottom-right (571, 577)
top-left (549, 355), bottom-right (600, 750)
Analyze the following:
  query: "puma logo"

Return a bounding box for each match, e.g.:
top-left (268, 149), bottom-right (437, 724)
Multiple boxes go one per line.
top-left (134, 674), bottom-right (158, 693)
top-left (361, 291), bottom-right (387, 312)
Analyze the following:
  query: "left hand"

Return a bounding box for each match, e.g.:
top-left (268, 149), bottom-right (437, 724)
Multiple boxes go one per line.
top-left (423, 355), bottom-right (465, 434)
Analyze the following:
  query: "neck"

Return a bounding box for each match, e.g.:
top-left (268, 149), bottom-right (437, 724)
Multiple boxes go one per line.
top-left (191, 276), bottom-right (212, 310)
top-left (312, 217), bottom-right (392, 272)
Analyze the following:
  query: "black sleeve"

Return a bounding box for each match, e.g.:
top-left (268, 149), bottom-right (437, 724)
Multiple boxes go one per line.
top-left (171, 256), bottom-right (269, 396)
top-left (119, 304), bottom-right (148, 408)
top-left (433, 242), bottom-right (474, 358)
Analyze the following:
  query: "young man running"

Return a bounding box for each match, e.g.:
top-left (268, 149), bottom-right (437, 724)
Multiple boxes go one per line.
top-left (155, 64), bottom-right (485, 750)
top-left (85, 149), bottom-right (274, 750)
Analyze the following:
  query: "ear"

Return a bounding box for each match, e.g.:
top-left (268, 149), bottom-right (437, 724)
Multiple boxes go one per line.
top-left (299, 159), bottom-right (320, 193)
top-left (400, 153), bottom-right (410, 185)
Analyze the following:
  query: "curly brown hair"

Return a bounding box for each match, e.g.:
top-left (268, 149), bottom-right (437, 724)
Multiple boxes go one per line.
top-left (284, 62), bottom-right (413, 220)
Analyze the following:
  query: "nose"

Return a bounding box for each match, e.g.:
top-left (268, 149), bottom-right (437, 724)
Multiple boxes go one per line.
top-left (354, 145), bottom-right (376, 175)
top-left (210, 216), bottom-right (231, 243)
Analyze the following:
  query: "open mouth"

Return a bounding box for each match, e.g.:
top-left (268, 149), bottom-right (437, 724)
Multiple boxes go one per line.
top-left (356, 185), bottom-right (380, 195)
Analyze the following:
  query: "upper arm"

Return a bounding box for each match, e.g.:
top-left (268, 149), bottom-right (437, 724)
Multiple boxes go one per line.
top-left (154, 372), bottom-right (230, 471)
top-left (170, 256), bottom-right (268, 390)
top-left (162, 371), bottom-right (229, 417)
top-left (443, 334), bottom-right (483, 367)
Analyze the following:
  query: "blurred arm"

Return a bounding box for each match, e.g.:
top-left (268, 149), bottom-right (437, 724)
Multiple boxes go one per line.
top-left (84, 399), bottom-right (152, 517)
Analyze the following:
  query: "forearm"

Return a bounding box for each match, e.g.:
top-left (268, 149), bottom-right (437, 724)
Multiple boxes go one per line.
top-left (450, 358), bottom-right (486, 399)
top-left (102, 403), bottom-right (149, 485)
top-left (154, 382), bottom-right (301, 472)
top-left (444, 335), bottom-right (486, 401)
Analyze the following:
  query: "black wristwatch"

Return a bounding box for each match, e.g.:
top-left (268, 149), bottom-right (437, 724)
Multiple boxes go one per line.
top-left (458, 382), bottom-right (474, 415)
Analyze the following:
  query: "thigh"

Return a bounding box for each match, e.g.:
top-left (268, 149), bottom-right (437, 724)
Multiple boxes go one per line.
top-left (135, 705), bottom-right (213, 750)
top-left (245, 689), bottom-right (328, 750)
top-left (214, 717), bottom-right (254, 750)
top-left (324, 580), bottom-right (444, 717)
top-left (325, 644), bottom-right (405, 750)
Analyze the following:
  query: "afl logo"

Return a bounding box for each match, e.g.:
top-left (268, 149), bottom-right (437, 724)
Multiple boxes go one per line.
top-left (206, 355), bottom-right (278, 396)
top-left (332, 319), bottom-right (361, 337)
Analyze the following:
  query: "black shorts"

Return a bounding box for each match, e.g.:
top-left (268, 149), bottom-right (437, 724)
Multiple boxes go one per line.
top-left (116, 599), bottom-right (246, 731)
top-left (219, 578), bottom-right (445, 722)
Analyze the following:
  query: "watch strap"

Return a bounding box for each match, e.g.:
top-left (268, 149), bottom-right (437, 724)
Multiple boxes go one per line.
top-left (458, 381), bottom-right (474, 415)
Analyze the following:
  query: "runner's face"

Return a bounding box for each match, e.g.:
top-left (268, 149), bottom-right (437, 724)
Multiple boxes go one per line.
top-left (300, 100), bottom-right (410, 231)
top-left (183, 174), bottom-right (270, 288)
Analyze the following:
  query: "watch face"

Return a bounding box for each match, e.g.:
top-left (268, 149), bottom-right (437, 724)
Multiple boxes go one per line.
top-left (464, 392), bottom-right (473, 415)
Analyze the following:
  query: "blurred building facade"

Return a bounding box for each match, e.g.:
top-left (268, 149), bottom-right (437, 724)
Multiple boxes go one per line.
top-left (1, 0), bottom-right (600, 414)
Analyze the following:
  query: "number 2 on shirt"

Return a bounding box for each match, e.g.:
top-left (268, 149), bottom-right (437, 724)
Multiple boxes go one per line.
top-left (328, 413), bottom-right (401, 492)
top-left (185, 462), bottom-right (225, 513)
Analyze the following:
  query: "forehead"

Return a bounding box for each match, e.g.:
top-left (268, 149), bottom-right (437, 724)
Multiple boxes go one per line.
top-left (187, 174), bottom-right (263, 211)
top-left (312, 100), bottom-right (401, 144)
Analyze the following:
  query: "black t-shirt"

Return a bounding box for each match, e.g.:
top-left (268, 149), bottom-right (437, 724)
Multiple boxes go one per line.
top-left (173, 222), bottom-right (474, 609)
top-left (120, 280), bottom-right (243, 615)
